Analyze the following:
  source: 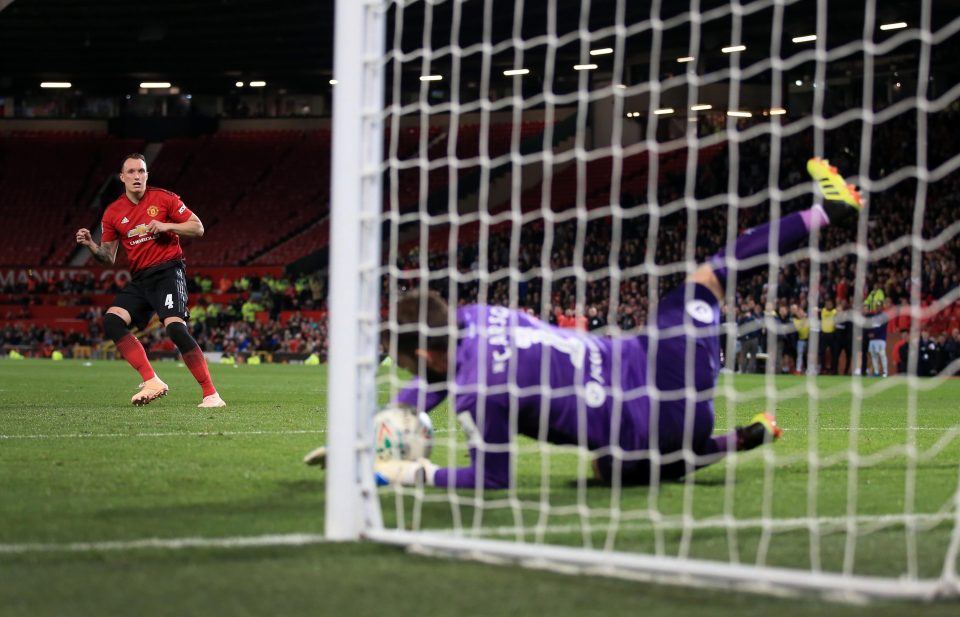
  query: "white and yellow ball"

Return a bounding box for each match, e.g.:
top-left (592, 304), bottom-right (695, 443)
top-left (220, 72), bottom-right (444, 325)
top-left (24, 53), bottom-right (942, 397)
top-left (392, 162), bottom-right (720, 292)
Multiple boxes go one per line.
top-left (374, 407), bottom-right (433, 461)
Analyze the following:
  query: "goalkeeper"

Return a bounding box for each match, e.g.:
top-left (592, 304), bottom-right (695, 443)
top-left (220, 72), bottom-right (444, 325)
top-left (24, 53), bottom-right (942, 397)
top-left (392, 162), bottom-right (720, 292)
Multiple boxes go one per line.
top-left (377, 158), bottom-right (862, 488)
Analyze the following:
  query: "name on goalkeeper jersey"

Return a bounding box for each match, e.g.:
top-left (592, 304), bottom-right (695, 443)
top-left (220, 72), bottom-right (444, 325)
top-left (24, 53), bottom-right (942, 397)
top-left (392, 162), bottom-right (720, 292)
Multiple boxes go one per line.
top-left (485, 307), bottom-right (605, 384)
top-left (486, 306), bottom-right (513, 373)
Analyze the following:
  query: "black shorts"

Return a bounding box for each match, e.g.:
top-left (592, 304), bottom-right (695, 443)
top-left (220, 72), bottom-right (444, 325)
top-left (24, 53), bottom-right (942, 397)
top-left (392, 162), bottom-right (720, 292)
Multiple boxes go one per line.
top-left (112, 261), bottom-right (189, 330)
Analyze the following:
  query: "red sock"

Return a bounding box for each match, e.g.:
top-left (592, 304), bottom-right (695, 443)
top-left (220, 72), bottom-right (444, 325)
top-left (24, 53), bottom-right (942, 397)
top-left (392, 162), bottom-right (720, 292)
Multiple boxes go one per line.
top-left (182, 347), bottom-right (216, 397)
top-left (115, 334), bottom-right (156, 382)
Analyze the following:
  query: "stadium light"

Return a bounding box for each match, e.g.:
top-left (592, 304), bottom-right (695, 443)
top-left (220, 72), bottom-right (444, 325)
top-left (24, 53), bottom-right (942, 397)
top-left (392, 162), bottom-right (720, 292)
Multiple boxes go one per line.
top-left (236, 81), bottom-right (244, 87)
top-left (573, 64), bottom-right (598, 70)
top-left (769, 108), bottom-right (787, 115)
top-left (503, 69), bottom-right (530, 76)
top-left (329, 79), bottom-right (338, 85)
top-left (589, 48), bottom-right (613, 56)
top-left (676, 56), bottom-right (695, 63)
top-left (40, 82), bottom-right (71, 88)
top-left (249, 81), bottom-right (267, 87)
top-left (727, 110), bottom-right (753, 118)
top-left (140, 82), bottom-right (172, 88)
top-left (880, 22), bottom-right (907, 31)
top-left (721, 45), bottom-right (746, 53)
top-left (419, 75), bottom-right (443, 81)
top-left (690, 104), bottom-right (712, 111)
top-left (792, 34), bottom-right (817, 43)
top-left (653, 108), bottom-right (674, 115)
top-left (795, 79), bottom-right (803, 86)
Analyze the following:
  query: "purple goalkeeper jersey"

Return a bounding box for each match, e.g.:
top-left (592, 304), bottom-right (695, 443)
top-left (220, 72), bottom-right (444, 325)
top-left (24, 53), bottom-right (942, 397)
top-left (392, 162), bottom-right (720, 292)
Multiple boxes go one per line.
top-left (396, 305), bottom-right (657, 489)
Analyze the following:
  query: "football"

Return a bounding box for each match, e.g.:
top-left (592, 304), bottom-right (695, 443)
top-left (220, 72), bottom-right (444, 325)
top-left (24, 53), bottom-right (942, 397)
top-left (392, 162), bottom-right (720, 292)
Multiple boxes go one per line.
top-left (374, 407), bottom-right (434, 461)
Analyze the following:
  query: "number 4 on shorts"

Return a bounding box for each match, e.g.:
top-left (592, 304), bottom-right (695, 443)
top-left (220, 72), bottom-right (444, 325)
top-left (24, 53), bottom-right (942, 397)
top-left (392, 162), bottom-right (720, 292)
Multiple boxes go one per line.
top-left (164, 293), bottom-right (173, 309)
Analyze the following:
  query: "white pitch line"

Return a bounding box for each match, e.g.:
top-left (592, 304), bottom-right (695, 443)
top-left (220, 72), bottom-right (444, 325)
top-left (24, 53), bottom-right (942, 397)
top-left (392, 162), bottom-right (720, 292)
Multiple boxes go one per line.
top-left (0, 429), bottom-right (327, 440)
top-left (0, 428), bottom-right (458, 440)
top-left (3, 510), bottom-right (955, 555)
top-left (0, 533), bottom-right (327, 555)
top-left (0, 425), bottom-right (952, 442)
top-left (781, 427), bottom-right (949, 432)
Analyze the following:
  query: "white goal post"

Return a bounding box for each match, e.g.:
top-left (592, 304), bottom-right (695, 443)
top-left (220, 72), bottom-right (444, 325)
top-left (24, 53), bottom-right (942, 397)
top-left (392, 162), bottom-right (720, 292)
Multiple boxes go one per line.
top-left (326, 0), bottom-right (960, 602)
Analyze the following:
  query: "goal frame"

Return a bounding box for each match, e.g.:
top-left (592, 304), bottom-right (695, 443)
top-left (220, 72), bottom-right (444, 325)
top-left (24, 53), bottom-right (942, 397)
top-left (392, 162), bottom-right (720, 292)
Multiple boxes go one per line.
top-left (324, 0), bottom-right (960, 602)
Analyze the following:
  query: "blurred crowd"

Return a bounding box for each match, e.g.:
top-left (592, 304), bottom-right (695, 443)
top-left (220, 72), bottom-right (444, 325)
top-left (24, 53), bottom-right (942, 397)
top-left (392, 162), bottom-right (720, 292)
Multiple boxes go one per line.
top-left (1, 272), bottom-right (331, 363)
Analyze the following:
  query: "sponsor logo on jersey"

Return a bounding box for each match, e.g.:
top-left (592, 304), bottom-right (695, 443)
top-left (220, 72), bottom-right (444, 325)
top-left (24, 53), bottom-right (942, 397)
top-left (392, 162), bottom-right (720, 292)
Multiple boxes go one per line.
top-left (128, 234), bottom-right (158, 246)
top-left (584, 381), bottom-right (606, 408)
top-left (121, 216), bottom-right (129, 224)
top-left (127, 224), bottom-right (151, 238)
top-left (147, 205), bottom-right (159, 217)
top-left (177, 204), bottom-right (186, 214)
top-left (685, 299), bottom-right (716, 324)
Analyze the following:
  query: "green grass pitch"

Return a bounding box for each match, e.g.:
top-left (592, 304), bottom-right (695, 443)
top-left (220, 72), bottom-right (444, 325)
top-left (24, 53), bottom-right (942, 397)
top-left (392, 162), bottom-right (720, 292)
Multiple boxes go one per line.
top-left (1, 358), bottom-right (958, 616)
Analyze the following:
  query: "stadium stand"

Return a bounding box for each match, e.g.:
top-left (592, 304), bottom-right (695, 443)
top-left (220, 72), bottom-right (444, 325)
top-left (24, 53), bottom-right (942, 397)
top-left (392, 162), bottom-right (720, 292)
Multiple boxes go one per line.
top-left (0, 132), bottom-right (145, 266)
top-left (2, 114), bottom-right (957, 374)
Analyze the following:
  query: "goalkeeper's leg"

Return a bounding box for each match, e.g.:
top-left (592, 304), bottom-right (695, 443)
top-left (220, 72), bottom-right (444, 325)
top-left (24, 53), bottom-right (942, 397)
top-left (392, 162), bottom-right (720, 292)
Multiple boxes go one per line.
top-left (606, 411), bottom-right (783, 485)
top-left (692, 156), bottom-right (864, 301)
top-left (658, 412), bottom-right (784, 481)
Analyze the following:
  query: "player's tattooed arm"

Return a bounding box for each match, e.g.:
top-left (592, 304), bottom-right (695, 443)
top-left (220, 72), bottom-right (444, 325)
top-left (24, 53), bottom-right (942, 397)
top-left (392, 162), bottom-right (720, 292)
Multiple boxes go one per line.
top-left (76, 228), bottom-right (119, 264)
top-left (91, 239), bottom-right (120, 264)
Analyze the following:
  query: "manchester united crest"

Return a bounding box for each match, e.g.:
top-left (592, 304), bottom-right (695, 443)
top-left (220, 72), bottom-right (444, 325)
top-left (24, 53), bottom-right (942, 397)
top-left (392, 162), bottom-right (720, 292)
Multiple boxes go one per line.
top-left (147, 205), bottom-right (159, 217)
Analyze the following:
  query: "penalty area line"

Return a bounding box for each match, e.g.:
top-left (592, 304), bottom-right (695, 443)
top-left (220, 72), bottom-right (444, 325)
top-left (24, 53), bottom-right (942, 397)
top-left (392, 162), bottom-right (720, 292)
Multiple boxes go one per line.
top-left (0, 533), bottom-right (328, 555)
top-left (0, 429), bottom-right (328, 440)
top-left (0, 428), bottom-right (457, 440)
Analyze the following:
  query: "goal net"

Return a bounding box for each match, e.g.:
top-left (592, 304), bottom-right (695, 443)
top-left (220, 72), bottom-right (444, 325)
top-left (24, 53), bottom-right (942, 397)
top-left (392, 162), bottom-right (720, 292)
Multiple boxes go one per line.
top-left (327, 0), bottom-right (960, 601)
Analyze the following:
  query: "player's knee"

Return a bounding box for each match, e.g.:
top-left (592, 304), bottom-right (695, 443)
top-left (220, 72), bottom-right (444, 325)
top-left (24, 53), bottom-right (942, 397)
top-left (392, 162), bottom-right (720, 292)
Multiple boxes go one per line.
top-left (165, 321), bottom-right (199, 353)
top-left (103, 313), bottom-right (131, 342)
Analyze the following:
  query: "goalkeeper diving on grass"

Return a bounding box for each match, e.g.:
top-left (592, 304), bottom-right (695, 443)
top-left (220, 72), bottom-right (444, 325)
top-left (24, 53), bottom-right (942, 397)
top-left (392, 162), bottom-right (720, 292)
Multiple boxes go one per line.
top-left (308, 158), bottom-right (862, 489)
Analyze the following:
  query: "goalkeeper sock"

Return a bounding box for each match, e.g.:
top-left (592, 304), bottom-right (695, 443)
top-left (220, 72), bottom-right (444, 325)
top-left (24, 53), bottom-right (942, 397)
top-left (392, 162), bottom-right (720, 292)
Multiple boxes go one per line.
top-left (709, 208), bottom-right (827, 290)
top-left (105, 314), bottom-right (155, 382)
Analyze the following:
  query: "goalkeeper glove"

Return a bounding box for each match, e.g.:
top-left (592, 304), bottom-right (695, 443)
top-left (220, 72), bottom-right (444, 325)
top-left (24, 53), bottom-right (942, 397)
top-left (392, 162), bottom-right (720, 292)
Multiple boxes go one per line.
top-left (374, 458), bottom-right (439, 487)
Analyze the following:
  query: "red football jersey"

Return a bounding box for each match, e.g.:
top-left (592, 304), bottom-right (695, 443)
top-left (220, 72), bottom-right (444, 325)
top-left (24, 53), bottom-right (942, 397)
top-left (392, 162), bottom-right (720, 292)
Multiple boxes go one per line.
top-left (101, 187), bottom-right (194, 273)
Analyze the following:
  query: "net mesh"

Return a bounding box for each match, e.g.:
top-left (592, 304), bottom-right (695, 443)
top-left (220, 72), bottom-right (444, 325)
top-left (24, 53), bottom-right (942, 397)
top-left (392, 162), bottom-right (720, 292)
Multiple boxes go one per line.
top-left (367, 0), bottom-right (960, 597)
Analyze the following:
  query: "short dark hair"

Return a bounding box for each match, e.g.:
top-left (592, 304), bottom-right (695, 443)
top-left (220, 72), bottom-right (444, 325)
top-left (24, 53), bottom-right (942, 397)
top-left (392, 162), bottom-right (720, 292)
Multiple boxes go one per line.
top-left (120, 153), bottom-right (147, 171)
top-left (384, 289), bottom-right (451, 358)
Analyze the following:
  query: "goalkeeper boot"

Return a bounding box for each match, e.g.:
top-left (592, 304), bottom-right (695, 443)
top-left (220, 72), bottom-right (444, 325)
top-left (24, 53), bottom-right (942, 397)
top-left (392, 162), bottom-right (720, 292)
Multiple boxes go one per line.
top-left (736, 412), bottom-right (783, 451)
top-left (198, 392), bottom-right (227, 408)
top-left (132, 377), bottom-right (168, 406)
top-left (806, 157), bottom-right (864, 229)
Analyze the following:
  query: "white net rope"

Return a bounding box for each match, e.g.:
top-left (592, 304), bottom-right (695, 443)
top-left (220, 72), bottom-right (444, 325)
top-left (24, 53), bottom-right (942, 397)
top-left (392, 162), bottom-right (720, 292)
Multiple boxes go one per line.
top-left (371, 0), bottom-right (960, 596)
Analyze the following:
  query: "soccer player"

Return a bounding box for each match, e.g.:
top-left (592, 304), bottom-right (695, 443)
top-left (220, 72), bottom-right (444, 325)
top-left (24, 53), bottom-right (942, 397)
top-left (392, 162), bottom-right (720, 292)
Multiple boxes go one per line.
top-left (75, 153), bottom-right (226, 408)
top-left (866, 306), bottom-right (889, 378)
top-left (374, 158), bottom-right (861, 488)
top-left (791, 304), bottom-right (811, 375)
top-left (818, 297), bottom-right (838, 374)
